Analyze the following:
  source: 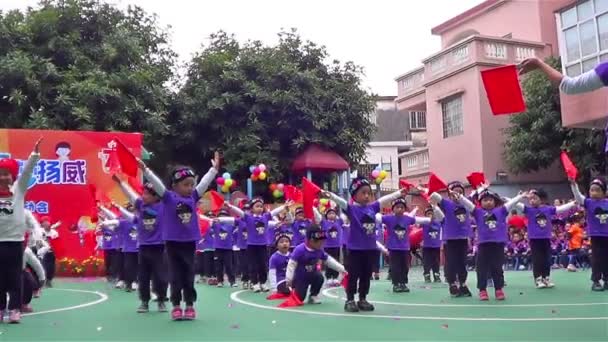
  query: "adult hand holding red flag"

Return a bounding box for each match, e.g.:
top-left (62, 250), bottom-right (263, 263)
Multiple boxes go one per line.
top-left (302, 178), bottom-right (321, 220)
top-left (560, 151), bottom-right (578, 180)
top-left (114, 138), bottom-right (139, 178)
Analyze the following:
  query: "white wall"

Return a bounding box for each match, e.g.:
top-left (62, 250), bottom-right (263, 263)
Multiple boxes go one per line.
top-left (363, 144), bottom-right (400, 190)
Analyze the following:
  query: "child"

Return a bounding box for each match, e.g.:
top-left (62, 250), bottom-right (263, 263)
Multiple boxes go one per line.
top-left (236, 204), bottom-right (250, 289)
top-left (427, 181), bottom-right (474, 297)
top-left (212, 209), bottom-right (238, 287)
top-left (518, 189), bottom-right (576, 288)
top-left (314, 206), bottom-right (344, 286)
top-left (0, 138), bottom-right (41, 324)
top-left (96, 216), bottom-right (120, 283)
top-left (139, 152), bottom-right (220, 320)
top-left (21, 246), bottom-right (46, 313)
top-left (285, 225), bottom-right (346, 304)
top-left (291, 207), bottom-right (312, 248)
top-left (223, 199), bottom-right (291, 293)
top-left (101, 205), bottom-right (139, 292)
top-left (565, 213), bottom-right (585, 271)
top-left (379, 198), bottom-right (443, 292)
top-left (324, 177), bottom-right (405, 312)
top-left (195, 211), bottom-right (215, 285)
top-left (114, 176), bottom-right (168, 313)
top-left (570, 178), bottom-right (608, 291)
top-left (455, 189), bottom-right (525, 301)
top-left (421, 207), bottom-right (443, 283)
top-left (519, 57), bottom-right (608, 94)
top-left (38, 216), bottom-right (59, 287)
top-left (268, 233), bottom-right (291, 296)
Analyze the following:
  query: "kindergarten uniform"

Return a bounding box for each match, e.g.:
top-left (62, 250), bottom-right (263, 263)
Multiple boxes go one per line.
top-left (268, 250), bottom-right (290, 295)
top-left (382, 215), bottom-right (416, 286)
top-left (421, 220), bottom-right (442, 280)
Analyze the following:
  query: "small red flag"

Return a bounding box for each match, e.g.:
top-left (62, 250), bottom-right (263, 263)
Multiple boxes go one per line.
top-left (114, 138), bottom-right (139, 178)
top-left (197, 210), bottom-right (211, 236)
top-left (466, 172), bottom-right (486, 190)
top-left (560, 151), bottom-right (578, 180)
top-left (284, 185), bottom-right (303, 203)
top-left (427, 173), bottom-right (447, 195)
top-left (278, 290), bottom-right (303, 308)
top-left (302, 178), bottom-right (321, 220)
top-left (267, 292), bottom-right (290, 300)
top-left (399, 180), bottom-right (415, 191)
top-left (481, 65), bottom-right (526, 115)
top-left (341, 273), bottom-right (349, 290)
top-left (127, 176), bottom-right (144, 196)
top-left (209, 190), bottom-right (225, 213)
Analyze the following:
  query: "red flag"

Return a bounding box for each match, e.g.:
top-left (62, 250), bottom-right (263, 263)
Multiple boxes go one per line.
top-left (302, 178), bottom-right (321, 220)
top-left (128, 176), bottom-right (144, 195)
top-left (105, 150), bottom-right (121, 174)
top-left (560, 151), bottom-right (578, 180)
top-left (266, 292), bottom-right (290, 300)
top-left (481, 65), bottom-right (526, 115)
top-left (399, 180), bottom-right (415, 191)
top-left (466, 172), bottom-right (486, 190)
top-left (341, 273), bottom-right (349, 290)
top-left (427, 173), bottom-right (447, 195)
top-left (115, 138), bottom-right (138, 178)
top-left (409, 228), bottom-right (423, 249)
top-left (278, 290), bottom-right (303, 308)
top-left (197, 210), bottom-right (211, 236)
top-left (209, 190), bottom-right (225, 213)
top-left (284, 185), bottom-right (303, 203)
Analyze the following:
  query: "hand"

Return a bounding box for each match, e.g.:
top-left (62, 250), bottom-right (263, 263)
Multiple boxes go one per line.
top-left (449, 190), bottom-right (462, 200)
top-left (399, 187), bottom-right (408, 196)
top-left (415, 185), bottom-right (427, 194)
top-left (518, 190), bottom-right (529, 197)
top-left (518, 57), bottom-right (541, 75)
top-left (320, 191), bottom-right (332, 198)
top-left (211, 151), bottom-right (221, 170)
top-left (286, 280), bottom-right (292, 288)
top-left (136, 158), bottom-right (146, 170)
top-left (111, 174), bottom-right (121, 184)
top-left (34, 137), bottom-right (43, 153)
top-left (383, 250), bottom-right (390, 257)
top-left (285, 200), bottom-right (295, 207)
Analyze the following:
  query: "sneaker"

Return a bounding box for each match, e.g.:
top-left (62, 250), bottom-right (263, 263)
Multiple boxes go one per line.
top-left (45, 280), bottom-right (53, 288)
top-left (423, 274), bottom-right (431, 283)
top-left (392, 285), bottom-right (401, 293)
top-left (373, 273), bottom-right (380, 281)
top-left (401, 284), bottom-right (410, 293)
top-left (495, 289), bottom-right (506, 300)
top-left (433, 273), bottom-right (441, 283)
top-left (386, 273), bottom-right (392, 281)
top-left (252, 283), bottom-right (261, 293)
top-left (260, 284), bottom-right (269, 292)
top-left (308, 296), bottom-right (322, 304)
top-left (242, 281), bottom-right (250, 290)
top-left (449, 284), bottom-right (461, 297)
top-left (151, 292), bottom-right (158, 301)
top-left (20, 305), bottom-right (33, 313)
top-left (479, 290), bottom-right (489, 301)
top-left (137, 302), bottom-right (149, 313)
top-left (196, 277), bottom-right (206, 284)
top-left (131, 283), bottom-right (138, 291)
top-left (184, 307), bottom-right (196, 320)
top-left (33, 289), bottom-right (41, 298)
top-left (567, 264), bottom-right (577, 272)
top-left (171, 307), bottom-right (183, 321)
top-left (231, 283), bottom-right (239, 288)
top-left (542, 277), bottom-right (554, 288)
top-left (357, 299), bottom-right (375, 311)
top-left (518, 265), bottom-right (526, 271)
top-left (217, 282), bottom-right (224, 288)
top-left (115, 280), bottom-right (125, 289)
top-left (459, 285), bottom-right (472, 297)
top-left (344, 300), bottom-right (359, 312)
top-left (535, 277), bottom-right (547, 289)
top-left (207, 278), bottom-right (218, 286)
top-left (125, 287), bottom-right (133, 293)
top-left (592, 282), bottom-right (604, 291)
top-left (8, 310), bottom-right (20, 324)
top-left (157, 301), bottom-right (167, 313)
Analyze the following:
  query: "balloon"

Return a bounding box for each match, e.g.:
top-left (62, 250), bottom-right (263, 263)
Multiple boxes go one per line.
top-left (277, 183), bottom-right (284, 191)
top-left (379, 170), bottom-right (388, 179)
top-left (320, 198), bottom-right (329, 206)
top-left (375, 178), bottom-right (383, 185)
top-left (375, 165), bottom-right (382, 171)
top-left (251, 175), bottom-right (258, 182)
top-left (224, 179), bottom-right (233, 188)
top-left (409, 228), bottom-right (423, 248)
top-left (273, 189), bottom-right (282, 198)
top-left (231, 180), bottom-right (238, 189)
top-left (259, 164), bottom-right (267, 172)
top-left (269, 184), bottom-right (278, 192)
top-left (216, 177), bottom-right (225, 185)
top-left (259, 172), bottom-right (267, 181)
top-left (253, 168), bottom-right (261, 176)
top-left (223, 172), bottom-right (231, 180)
top-left (371, 170), bottom-right (380, 179)
top-left (249, 165), bottom-right (255, 173)
top-left (313, 199), bottom-right (319, 207)
top-left (222, 185), bottom-right (230, 193)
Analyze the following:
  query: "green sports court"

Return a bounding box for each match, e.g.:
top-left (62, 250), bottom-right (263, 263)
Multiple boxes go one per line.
top-left (2, 268), bottom-right (607, 341)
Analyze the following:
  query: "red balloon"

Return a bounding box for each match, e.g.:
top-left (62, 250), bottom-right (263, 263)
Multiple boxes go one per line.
top-left (231, 180), bottom-right (238, 189)
top-left (409, 227), bottom-right (423, 248)
top-left (269, 184), bottom-right (278, 192)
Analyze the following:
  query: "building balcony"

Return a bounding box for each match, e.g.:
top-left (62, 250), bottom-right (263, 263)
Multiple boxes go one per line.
top-left (398, 148), bottom-right (429, 178)
top-left (395, 34), bottom-right (550, 108)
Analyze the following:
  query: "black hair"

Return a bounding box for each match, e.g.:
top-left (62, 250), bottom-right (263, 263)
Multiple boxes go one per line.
top-left (55, 142), bottom-right (71, 150)
top-left (530, 188), bottom-right (548, 201)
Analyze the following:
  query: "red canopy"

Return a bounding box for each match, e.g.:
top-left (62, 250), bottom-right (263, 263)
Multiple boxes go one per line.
top-left (291, 145), bottom-right (349, 173)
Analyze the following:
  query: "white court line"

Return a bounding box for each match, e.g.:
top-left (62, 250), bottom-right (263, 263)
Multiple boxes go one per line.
top-left (230, 291), bottom-right (608, 321)
top-left (321, 287), bottom-right (608, 307)
top-left (22, 288), bottom-right (108, 317)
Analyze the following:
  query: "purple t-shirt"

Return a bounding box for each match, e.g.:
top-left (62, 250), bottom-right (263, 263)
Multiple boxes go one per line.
top-left (213, 222), bottom-right (237, 250)
top-left (422, 220), bottom-right (442, 248)
top-left (243, 213), bottom-right (273, 246)
top-left (584, 198), bottom-right (608, 237)
top-left (197, 226), bottom-right (214, 251)
top-left (160, 190), bottom-right (201, 242)
top-left (269, 251), bottom-right (290, 285)
top-left (440, 198), bottom-right (472, 240)
top-left (135, 199), bottom-right (164, 245)
top-left (472, 206), bottom-right (509, 244)
top-left (382, 215), bottom-right (415, 251)
top-left (524, 205), bottom-right (557, 240)
top-left (100, 225), bottom-right (117, 250)
top-left (291, 219), bottom-right (312, 246)
top-left (274, 223), bottom-right (293, 244)
top-left (290, 243), bottom-right (328, 280)
top-left (346, 201), bottom-right (381, 250)
top-left (236, 219), bottom-right (248, 249)
top-left (321, 219), bottom-right (343, 248)
top-left (118, 219), bottom-right (139, 253)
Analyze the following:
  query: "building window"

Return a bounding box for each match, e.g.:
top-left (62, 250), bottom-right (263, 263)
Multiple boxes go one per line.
top-left (559, 0), bottom-right (608, 76)
top-left (409, 111), bottom-right (426, 130)
top-left (441, 96), bottom-right (464, 138)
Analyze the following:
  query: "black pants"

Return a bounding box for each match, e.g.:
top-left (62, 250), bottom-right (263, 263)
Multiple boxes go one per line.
top-left (346, 249), bottom-right (376, 301)
top-left (138, 245), bottom-right (168, 303)
top-left (476, 242), bottom-right (505, 291)
top-left (215, 249), bottom-right (235, 284)
top-left (237, 249), bottom-right (249, 282)
top-left (277, 281), bottom-right (290, 295)
top-left (42, 252), bottom-right (56, 281)
top-left (389, 250), bottom-right (409, 285)
top-left (195, 251), bottom-right (215, 278)
top-left (103, 249), bottom-right (117, 281)
top-left (22, 271), bottom-right (35, 305)
top-left (591, 236), bottom-right (608, 282)
top-left (372, 250), bottom-right (380, 273)
top-left (325, 247), bottom-right (340, 279)
top-left (166, 241), bottom-right (197, 306)
top-left (422, 247), bottom-right (441, 276)
top-left (341, 246), bottom-right (349, 266)
top-left (445, 239), bottom-right (468, 285)
top-left (247, 245), bottom-right (268, 285)
top-left (530, 239), bottom-right (551, 279)
top-left (115, 250), bottom-right (125, 281)
top-left (0, 242), bottom-right (24, 311)
top-left (123, 252), bottom-right (139, 288)
top-left (294, 271), bottom-right (324, 301)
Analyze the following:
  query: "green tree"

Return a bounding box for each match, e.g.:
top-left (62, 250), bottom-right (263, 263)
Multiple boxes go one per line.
top-left (173, 30), bottom-right (377, 180)
top-left (504, 57), bottom-right (606, 186)
top-left (0, 0), bottom-right (176, 158)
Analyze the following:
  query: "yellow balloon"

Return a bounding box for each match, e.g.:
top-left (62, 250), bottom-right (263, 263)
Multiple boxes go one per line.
top-left (259, 172), bottom-right (267, 181)
top-left (379, 170), bottom-right (388, 179)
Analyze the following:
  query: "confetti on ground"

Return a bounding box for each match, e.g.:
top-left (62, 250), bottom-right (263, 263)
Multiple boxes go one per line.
top-left (97, 327), bottom-right (102, 331)
top-left (271, 320), bottom-right (276, 324)
top-left (393, 317), bottom-right (401, 321)
top-left (441, 324), bottom-right (449, 329)
top-left (551, 309), bottom-right (557, 314)
top-left (227, 303), bottom-right (233, 308)
top-left (519, 292), bottom-right (524, 295)
top-left (230, 324), bottom-right (239, 329)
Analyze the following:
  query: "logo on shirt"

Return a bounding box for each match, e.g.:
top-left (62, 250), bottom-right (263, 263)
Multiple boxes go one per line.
top-left (535, 213), bottom-right (548, 228)
top-left (454, 207), bottom-right (467, 224)
top-left (129, 227), bottom-right (138, 240)
top-left (219, 231), bottom-right (228, 240)
top-left (594, 207), bottom-right (608, 224)
top-left (394, 225), bottom-right (407, 240)
top-left (242, 231), bottom-right (248, 240)
top-left (0, 199), bottom-right (14, 216)
top-left (176, 202), bottom-right (193, 225)
top-left (361, 213), bottom-right (376, 236)
top-left (142, 208), bottom-right (158, 231)
top-left (255, 221), bottom-right (265, 235)
top-left (328, 228), bottom-right (338, 239)
top-left (304, 264), bottom-right (315, 272)
top-left (104, 235), bottom-right (112, 241)
top-left (484, 213), bottom-right (498, 230)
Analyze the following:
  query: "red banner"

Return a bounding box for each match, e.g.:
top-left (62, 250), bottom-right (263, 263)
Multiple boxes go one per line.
top-left (0, 129), bottom-right (142, 263)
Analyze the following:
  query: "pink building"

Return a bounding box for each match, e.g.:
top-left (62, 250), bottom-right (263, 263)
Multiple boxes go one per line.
top-left (396, 0), bottom-right (579, 194)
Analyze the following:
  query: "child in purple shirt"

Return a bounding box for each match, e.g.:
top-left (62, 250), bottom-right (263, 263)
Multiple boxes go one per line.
top-left (268, 233), bottom-right (291, 295)
top-left (421, 206), bottom-right (444, 283)
top-left (212, 209), bottom-right (238, 287)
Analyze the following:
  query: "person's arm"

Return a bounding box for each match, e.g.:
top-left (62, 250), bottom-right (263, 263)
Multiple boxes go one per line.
top-left (324, 255), bottom-right (346, 274)
top-left (114, 175), bottom-right (140, 204)
top-left (196, 151), bottom-right (221, 196)
top-left (17, 139), bottom-right (42, 193)
top-left (116, 205), bottom-right (136, 223)
top-left (378, 189), bottom-right (406, 207)
top-left (268, 267), bottom-right (278, 291)
top-left (408, 206), bottom-right (419, 216)
top-left (324, 191), bottom-right (348, 210)
top-left (285, 259), bottom-right (297, 285)
top-left (216, 217), bottom-right (236, 225)
top-left (556, 201), bottom-right (577, 214)
top-left (455, 193), bottom-right (476, 212)
top-left (432, 205), bottom-right (445, 221)
top-left (504, 193), bottom-right (526, 212)
top-left (514, 203), bottom-right (525, 212)
top-left (519, 57), bottom-right (565, 85)
top-left (50, 221), bottom-right (61, 230)
top-left (376, 240), bottom-right (389, 255)
top-left (270, 203), bottom-right (290, 217)
top-left (99, 219), bottom-right (120, 229)
top-left (414, 216), bottom-right (431, 225)
top-left (140, 162), bottom-right (167, 197)
top-left (429, 192), bottom-right (443, 204)
top-left (570, 181), bottom-right (586, 205)
top-left (99, 206), bottom-right (118, 220)
top-left (25, 248), bottom-right (46, 282)
top-left (225, 203), bottom-right (244, 217)
top-left (313, 207), bottom-right (323, 224)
